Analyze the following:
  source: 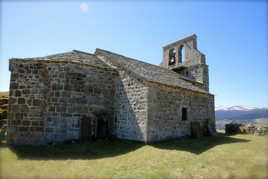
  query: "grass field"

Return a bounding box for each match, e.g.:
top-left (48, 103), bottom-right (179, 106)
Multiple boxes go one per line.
top-left (0, 133), bottom-right (267, 179)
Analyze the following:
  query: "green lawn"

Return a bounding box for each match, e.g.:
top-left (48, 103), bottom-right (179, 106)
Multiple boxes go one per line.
top-left (0, 134), bottom-right (267, 179)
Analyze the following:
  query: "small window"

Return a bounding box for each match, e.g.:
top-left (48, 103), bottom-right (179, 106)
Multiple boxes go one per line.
top-left (182, 107), bottom-right (187, 121)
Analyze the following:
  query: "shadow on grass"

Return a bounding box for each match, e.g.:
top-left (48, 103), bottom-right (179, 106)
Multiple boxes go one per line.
top-left (152, 133), bottom-right (250, 154)
top-left (5, 139), bottom-right (144, 160)
top-left (3, 133), bottom-right (249, 160)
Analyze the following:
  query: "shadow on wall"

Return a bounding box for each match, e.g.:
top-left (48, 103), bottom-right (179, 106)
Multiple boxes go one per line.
top-left (4, 133), bottom-right (249, 160)
top-left (113, 74), bottom-right (145, 142)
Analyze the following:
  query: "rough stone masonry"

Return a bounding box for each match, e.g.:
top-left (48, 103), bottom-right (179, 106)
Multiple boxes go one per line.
top-left (7, 34), bottom-right (215, 145)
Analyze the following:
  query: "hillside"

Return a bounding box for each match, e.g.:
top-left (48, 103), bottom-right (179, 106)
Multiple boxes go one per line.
top-left (0, 91), bottom-right (9, 98)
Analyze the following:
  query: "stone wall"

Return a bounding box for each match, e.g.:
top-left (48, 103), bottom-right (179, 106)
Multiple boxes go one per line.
top-left (179, 64), bottom-right (209, 92)
top-left (113, 71), bottom-right (148, 142)
top-left (147, 82), bottom-right (215, 142)
top-left (225, 123), bottom-right (268, 136)
top-left (43, 62), bottom-right (117, 143)
top-left (8, 62), bottom-right (49, 144)
top-left (8, 59), bottom-right (117, 145)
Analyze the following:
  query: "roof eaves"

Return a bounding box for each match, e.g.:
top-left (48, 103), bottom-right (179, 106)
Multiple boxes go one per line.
top-left (148, 80), bottom-right (213, 96)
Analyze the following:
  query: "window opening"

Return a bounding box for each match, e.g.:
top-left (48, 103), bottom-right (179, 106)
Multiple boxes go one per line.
top-left (182, 107), bottom-right (187, 121)
top-left (168, 48), bottom-right (176, 65)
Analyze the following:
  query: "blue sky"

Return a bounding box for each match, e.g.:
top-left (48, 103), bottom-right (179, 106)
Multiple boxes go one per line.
top-left (0, 0), bottom-right (267, 107)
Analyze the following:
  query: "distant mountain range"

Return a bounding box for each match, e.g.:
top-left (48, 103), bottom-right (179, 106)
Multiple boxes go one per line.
top-left (215, 105), bottom-right (268, 120)
top-left (215, 106), bottom-right (261, 111)
top-left (215, 105), bottom-right (268, 129)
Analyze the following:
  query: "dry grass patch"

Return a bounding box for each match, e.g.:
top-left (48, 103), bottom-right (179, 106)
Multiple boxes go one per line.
top-left (0, 91), bottom-right (9, 98)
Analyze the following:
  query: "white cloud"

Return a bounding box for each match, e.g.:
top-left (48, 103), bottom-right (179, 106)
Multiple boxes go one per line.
top-left (80, 3), bottom-right (88, 13)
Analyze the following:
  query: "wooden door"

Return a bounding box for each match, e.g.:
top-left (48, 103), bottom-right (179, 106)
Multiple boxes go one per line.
top-left (80, 117), bottom-right (91, 142)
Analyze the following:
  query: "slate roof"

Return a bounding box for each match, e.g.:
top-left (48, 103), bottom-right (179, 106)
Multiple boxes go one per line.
top-left (94, 49), bottom-right (210, 94)
top-left (11, 51), bottom-right (112, 70)
top-left (10, 49), bottom-right (211, 94)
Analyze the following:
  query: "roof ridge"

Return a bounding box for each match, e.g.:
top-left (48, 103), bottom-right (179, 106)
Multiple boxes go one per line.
top-left (72, 49), bottom-right (95, 56)
top-left (96, 54), bottom-right (148, 82)
top-left (43, 51), bottom-right (75, 58)
top-left (9, 51), bottom-right (75, 60)
top-left (95, 48), bottom-right (178, 72)
top-left (95, 48), bottom-right (157, 67)
top-left (163, 34), bottom-right (197, 49)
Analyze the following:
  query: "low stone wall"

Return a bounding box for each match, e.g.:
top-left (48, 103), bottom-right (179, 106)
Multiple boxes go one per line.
top-left (225, 123), bottom-right (268, 136)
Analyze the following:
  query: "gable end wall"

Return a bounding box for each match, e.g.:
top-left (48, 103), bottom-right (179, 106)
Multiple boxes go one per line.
top-left (147, 82), bottom-right (215, 142)
top-left (8, 60), bottom-right (117, 145)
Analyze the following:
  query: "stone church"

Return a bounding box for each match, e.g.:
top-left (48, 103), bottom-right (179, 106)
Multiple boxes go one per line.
top-left (7, 34), bottom-right (215, 145)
